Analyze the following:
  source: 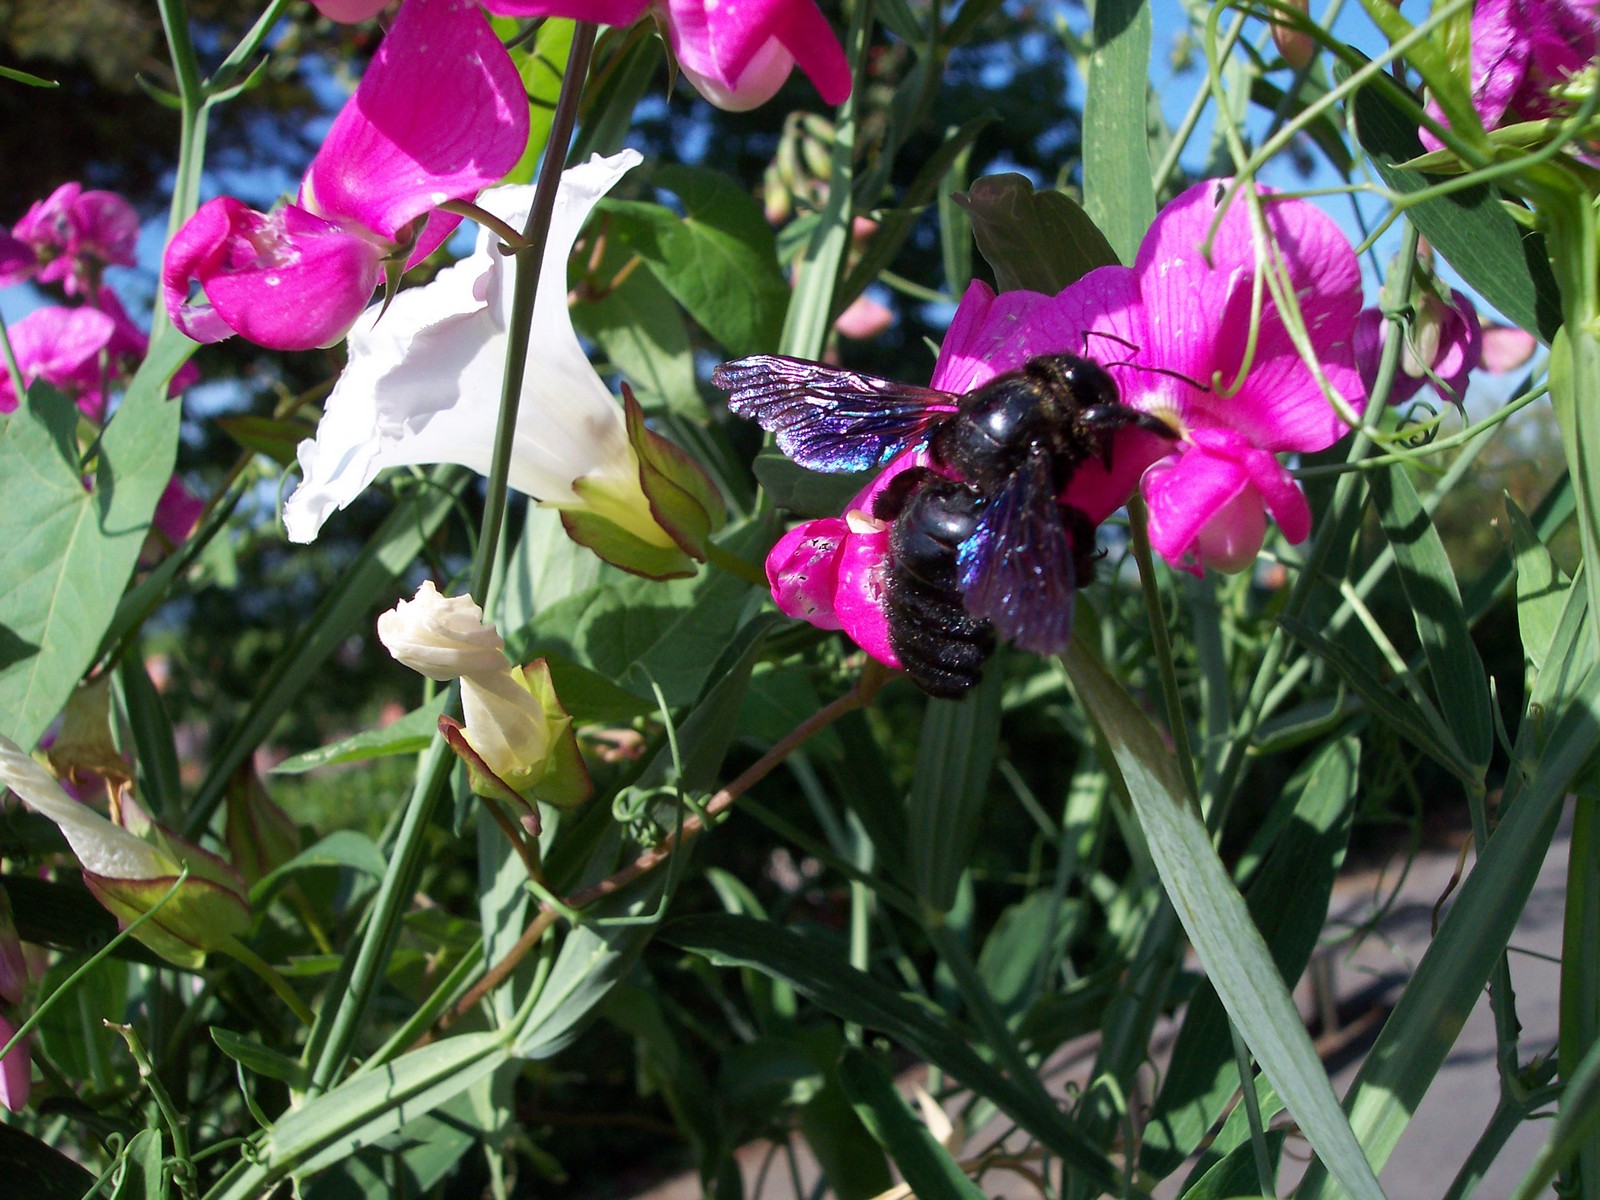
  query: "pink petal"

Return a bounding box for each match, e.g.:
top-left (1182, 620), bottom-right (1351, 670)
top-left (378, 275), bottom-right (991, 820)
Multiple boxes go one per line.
top-left (152, 476), bottom-right (205, 547)
top-left (68, 190), bottom-right (140, 270)
top-left (164, 198), bottom-right (386, 350)
top-left (0, 1012), bottom-right (28, 1112)
top-left (1132, 181), bottom-right (1363, 453)
top-left (301, 0), bottom-right (530, 243)
top-left (929, 280), bottom-right (1054, 393)
top-left (478, 0), bottom-right (649, 19)
top-left (768, 0), bottom-right (852, 105)
top-left (767, 518), bottom-right (848, 628)
top-left (312, 0), bottom-right (392, 19)
top-left (834, 521), bottom-right (898, 668)
top-left (0, 305), bottom-right (117, 414)
top-left (1481, 323), bottom-right (1538, 373)
top-left (0, 229), bottom-right (36, 286)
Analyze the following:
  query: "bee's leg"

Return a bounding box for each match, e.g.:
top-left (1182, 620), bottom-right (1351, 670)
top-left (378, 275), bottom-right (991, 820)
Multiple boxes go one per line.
top-left (1079, 405), bottom-right (1178, 468)
top-left (1062, 504), bottom-right (1105, 586)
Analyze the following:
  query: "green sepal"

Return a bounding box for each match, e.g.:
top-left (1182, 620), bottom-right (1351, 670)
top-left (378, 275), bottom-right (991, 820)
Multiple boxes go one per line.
top-left (518, 658), bottom-right (592, 811)
top-left (438, 716), bottom-right (529, 815)
top-left (83, 869), bottom-right (251, 969)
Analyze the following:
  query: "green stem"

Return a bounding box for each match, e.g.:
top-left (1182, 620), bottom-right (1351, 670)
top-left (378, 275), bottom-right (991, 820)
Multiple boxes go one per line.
top-left (1560, 794), bottom-right (1600, 1195)
top-left (1126, 496), bottom-right (1200, 804)
top-left (1229, 1019), bottom-right (1276, 1195)
top-left (108, 1021), bottom-right (197, 1199)
top-left (470, 21), bottom-right (598, 606)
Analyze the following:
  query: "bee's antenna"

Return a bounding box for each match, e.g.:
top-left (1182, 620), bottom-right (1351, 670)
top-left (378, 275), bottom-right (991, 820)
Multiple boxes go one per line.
top-left (1102, 360), bottom-right (1211, 393)
top-left (1082, 328), bottom-right (1140, 355)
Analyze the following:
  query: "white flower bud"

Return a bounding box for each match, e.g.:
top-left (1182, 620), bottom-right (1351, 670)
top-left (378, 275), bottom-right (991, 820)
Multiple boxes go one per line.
top-left (377, 581), bottom-right (509, 680)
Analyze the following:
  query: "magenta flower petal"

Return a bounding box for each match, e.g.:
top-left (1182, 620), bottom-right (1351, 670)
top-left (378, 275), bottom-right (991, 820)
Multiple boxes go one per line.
top-left (480, 0), bottom-right (648, 20)
top-left (312, 0), bottom-right (393, 19)
top-left (834, 522), bottom-right (898, 667)
top-left (1143, 429), bottom-right (1310, 574)
top-left (0, 229), bottom-right (33, 286)
top-left (0, 1012), bottom-right (29, 1112)
top-left (0, 305), bottom-right (117, 415)
top-left (768, 518), bottom-right (849, 628)
top-left (152, 476), bottom-right (205, 547)
top-left (929, 281), bottom-right (1057, 393)
top-left (164, 197), bottom-right (386, 351)
top-left (665, 0), bottom-right (851, 109)
top-left (301, 0), bottom-right (530, 244)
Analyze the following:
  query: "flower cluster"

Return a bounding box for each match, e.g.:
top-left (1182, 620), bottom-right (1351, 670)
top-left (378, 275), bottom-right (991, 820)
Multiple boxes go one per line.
top-left (315, 0), bottom-right (854, 111)
top-left (165, 0), bottom-right (529, 352)
top-left (0, 182), bottom-right (138, 297)
top-left (768, 180), bottom-right (1367, 667)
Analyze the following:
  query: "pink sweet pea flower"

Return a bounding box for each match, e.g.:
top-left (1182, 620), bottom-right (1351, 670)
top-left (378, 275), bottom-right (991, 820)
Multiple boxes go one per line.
top-left (0, 182), bottom-right (139, 296)
top-left (767, 180), bottom-right (1363, 660)
top-left (1421, 0), bottom-right (1600, 152)
top-left (0, 888), bottom-right (29, 1113)
top-left (152, 476), bottom-right (205, 549)
top-left (486, 0), bottom-right (850, 110)
top-left (0, 305), bottom-right (117, 418)
top-left (163, 0), bottom-right (529, 351)
top-left (1355, 287), bottom-right (1483, 406)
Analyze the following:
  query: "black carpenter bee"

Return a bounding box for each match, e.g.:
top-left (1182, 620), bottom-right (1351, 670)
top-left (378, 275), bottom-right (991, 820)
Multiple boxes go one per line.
top-left (712, 353), bottom-right (1174, 697)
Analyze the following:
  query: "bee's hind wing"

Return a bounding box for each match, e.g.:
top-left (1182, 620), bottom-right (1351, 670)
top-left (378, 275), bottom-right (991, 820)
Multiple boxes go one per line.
top-left (954, 453), bottom-right (1079, 656)
top-left (712, 355), bottom-right (959, 473)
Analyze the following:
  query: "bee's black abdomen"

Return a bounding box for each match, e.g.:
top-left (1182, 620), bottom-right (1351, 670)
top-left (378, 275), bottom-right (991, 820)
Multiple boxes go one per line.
top-left (885, 478), bottom-right (996, 697)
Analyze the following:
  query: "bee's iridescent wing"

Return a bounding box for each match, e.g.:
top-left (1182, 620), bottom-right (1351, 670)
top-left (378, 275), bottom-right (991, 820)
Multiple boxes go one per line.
top-left (712, 355), bottom-right (959, 473)
top-left (954, 453), bottom-right (1078, 656)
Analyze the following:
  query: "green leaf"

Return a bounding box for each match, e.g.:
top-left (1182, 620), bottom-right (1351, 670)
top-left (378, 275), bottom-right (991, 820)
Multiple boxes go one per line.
top-left (516, 528), bottom-right (759, 708)
top-left (1062, 640), bottom-right (1386, 1200)
top-left (0, 1124), bottom-right (97, 1199)
top-left (1081, 0), bottom-right (1154, 264)
top-left (909, 665), bottom-right (1004, 913)
top-left (1369, 465), bottom-right (1492, 774)
top-left (211, 1027), bottom-right (310, 1087)
top-left (248, 831), bottom-right (389, 908)
top-left (1343, 65), bottom-right (1561, 342)
top-left (664, 914), bottom-right (1130, 1197)
top-left (1509, 1028), bottom-right (1600, 1200)
top-left (1279, 615), bottom-right (1468, 779)
top-left (1297, 656), bottom-right (1600, 1193)
top-left (1506, 493), bottom-right (1571, 674)
top-left (272, 697), bottom-right (448, 773)
top-left (753, 451), bottom-right (876, 518)
top-left (838, 1046), bottom-right (988, 1200)
top-left (1178, 1129), bottom-right (1284, 1200)
top-left (215, 414), bottom-right (316, 468)
top-left (0, 378), bottom-right (180, 750)
top-left (110, 1128), bottom-right (167, 1200)
top-left (572, 233), bottom-right (702, 420)
top-left (955, 174), bottom-right (1120, 292)
top-left (497, 16), bottom-right (572, 184)
top-left (1142, 739), bottom-right (1358, 1176)
top-left (605, 166), bottom-right (789, 357)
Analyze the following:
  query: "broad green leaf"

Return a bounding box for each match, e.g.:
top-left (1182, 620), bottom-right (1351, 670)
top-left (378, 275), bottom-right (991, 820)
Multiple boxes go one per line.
top-left (211, 1027), bottom-right (310, 1087)
top-left (215, 414), bottom-right (315, 468)
top-left (272, 697), bottom-right (447, 774)
top-left (1082, 0), bottom-right (1154, 264)
top-left (839, 1046), bottom-right (988, 1200)
top-left (664, 913), bottom-right (1131, 1197)
top-left (605, 166), bottom-right (788, 357)
top-left (497, 16), bottom-right (572, 184)
top-left (1550, 324), bottom-right (1600, 666)
top-left (1506, 493), bottom-right (1571, 673)
top-left (909, 665), bottom-right (1003, 912)
top-left (1062, 640), bottom-right (1386, 1200)
top-left (754, 451), bottom-right (876, 519)
top-left (1369, 465), bottom-right (1492, 773)
top-left (800, 1058), bottom-right (895, 1200)
top-left (248, 831), bottom-right (389, 908)
top-left (1142, 738), bottom-right (1357, 1175)
top-left (516, 527), bottom-right (760, 708)
top-left (572, 229), bottom-right (702, 420)
top-left (1344, 66), bottom-right (1561, 341)
top-left (36, 954), bottom-right (129, 1087)
top-left (500, 506), bottom-right (610, 638)
top-left (976, 890), bottom-right (1082, 1023)
top-left (220, 1032), bottom-right (509, 1195)
top-left (955, 174), bottom-right (1120, 292)
top-left (0, 379), bottom-right (180, 750)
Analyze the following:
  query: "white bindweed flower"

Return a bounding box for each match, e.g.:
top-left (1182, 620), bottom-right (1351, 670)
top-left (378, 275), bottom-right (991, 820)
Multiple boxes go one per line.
top-left (378, 583), bottom-right (589, 811)
top-left (285, 150), bottom-right (719, 577)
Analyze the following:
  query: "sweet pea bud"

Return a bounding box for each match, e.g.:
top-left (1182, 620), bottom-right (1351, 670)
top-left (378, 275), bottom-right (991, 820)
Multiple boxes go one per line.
top-left (1271, 0), bottom-right (1317, 69)
top-left (378, 584), bottom-right (591, 817)
top-left (0, 736), bottom-right (250, 971)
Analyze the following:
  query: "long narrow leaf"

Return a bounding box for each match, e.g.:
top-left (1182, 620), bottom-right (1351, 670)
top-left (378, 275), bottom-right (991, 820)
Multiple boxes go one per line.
top-left (1062, 640), bottom-right (1387, 1200)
